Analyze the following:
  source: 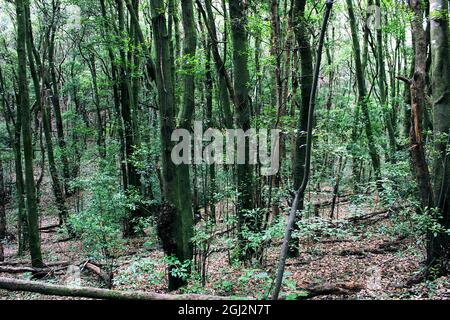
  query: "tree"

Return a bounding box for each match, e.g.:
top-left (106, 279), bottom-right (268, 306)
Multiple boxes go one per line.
top-left (150, 0), bottom-right (194, 291)
top-left (428, 0), bottom-right (450, 274)
top-left (229, 0), bottom-right (256, 262)
top-left (0, 157), bottom-right (6, 261)
top-left (291, 0), bottom-right (313, 258)
top-left (407, 0), bottom-right (434, 210)
top-left (15, 0), bottom-right (43, 268)
top-left (346, 0), bottom-right (383, 194)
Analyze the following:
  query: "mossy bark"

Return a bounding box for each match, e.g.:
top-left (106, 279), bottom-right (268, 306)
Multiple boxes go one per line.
top-left (15, 0), bottom-right (43, 268)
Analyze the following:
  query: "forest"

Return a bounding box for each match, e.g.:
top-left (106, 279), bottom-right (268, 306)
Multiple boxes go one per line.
top-left (0, 0), bottom-right (448, 302)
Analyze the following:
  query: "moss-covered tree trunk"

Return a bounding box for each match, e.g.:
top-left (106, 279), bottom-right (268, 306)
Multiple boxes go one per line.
top-left (25, 9), bottom-right (68, 226)
top-left (346, 0), bottom-right (383, 194)
top-left (150, 0), bottom-right (194, 291)
top-left (15, 0), bottom-right (43, 268)
top-left (47, 4), bottom-right (71, 195)
top-left (375, 0), bottom-right (397, 161)
top-left (0, 158), bottom-right (5, 261)
top-left (201, 0), bottom-right (234, 128)
top-left (229, 0), bottom-right (256, 262)
top-left (428, 0), bottom-right (450, 273)
top-left (408, 0), bottom-right (434, 210)
top-left (291, 0), bottom-right (313, 258)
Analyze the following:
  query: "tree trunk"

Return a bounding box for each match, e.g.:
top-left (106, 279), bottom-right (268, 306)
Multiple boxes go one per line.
top-left (0, 277), bottom-right (234, 300)
top-left (198, 0), bottom-right (234, 128)
top-left (428, 0), bottom-right (450, 273)
top-left (229, 0), bottom-right (256, 262)
top-left (15, 0), bottom-right (43, 268)
top-left (47, 4), bottom-right (71, 195)
top-left (0, 158), bottom-right (6, 262)
top-left (291, 0), bottom-right (313, 258)
top-left (346, 0), bottom-right (383, 194)
top-left (25, 10), bottom-right (68, 226)
top-left (408, 0), bottom-right (434, 210)
top-left (375, 0), bottom-right (397, 161)
top-left (150, 0), bottom-right (194, 291)
top-left (272, 0), bottom-right (333, 300)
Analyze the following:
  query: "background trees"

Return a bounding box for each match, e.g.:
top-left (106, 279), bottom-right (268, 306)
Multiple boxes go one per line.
top-left (0, 0), bottom-right (448, 298)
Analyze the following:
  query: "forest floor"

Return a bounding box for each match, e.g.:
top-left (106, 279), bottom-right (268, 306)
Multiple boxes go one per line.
top-left (0, 181), bottom-right (449, 300)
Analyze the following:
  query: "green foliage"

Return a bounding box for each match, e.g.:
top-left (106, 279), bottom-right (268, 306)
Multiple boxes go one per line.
top-left (294, 216), bottom-right (355, 243)
top-left (114, 258), bottom-right (165, 289)
top-left (68, 146), bottom-right (129, 265)
top-left (164, 255), bottom-right (192, 282)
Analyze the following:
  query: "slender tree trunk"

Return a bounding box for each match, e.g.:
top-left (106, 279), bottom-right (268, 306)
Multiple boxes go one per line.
top-left (375, 0), bottom-right (397, 161)
top-left (0, 158), bottom-right (6, 262)
top-left (99, 0), bottom-right (128, 190)
top-left (0, 67), bottom-right (27, 255)
top-left (272, 1), bottom-right (333, 299)
top-left (117, 0), bottom-right (141, 236)
top-left (26, 9), bottom-right (68, 226)
top-left (88, 53), bottom-right (106, 158)
top-left (197, 0), bottom-right (234, 128)
top-left (346, 0), bottom-right (383, 194)
top-left (48, 24), bottom-right (71, 197)
top-left (290, 0), bottom-right (313, 257)
top-left (15, 0), bottom-right (43, 268)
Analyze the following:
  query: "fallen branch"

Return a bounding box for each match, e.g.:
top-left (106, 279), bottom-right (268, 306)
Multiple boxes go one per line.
top-left (348, 206), bottom-right (408, 223)
top-left (0, 277), bottom-right (239, 300)
top-left (84, 262), bottom-right (112, 288)
top-left (338, 236), bottom-right (408, 257)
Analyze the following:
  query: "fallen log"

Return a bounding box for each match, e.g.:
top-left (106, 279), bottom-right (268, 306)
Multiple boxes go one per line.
top-left (39, 224), bottom-right (60, 231)
top-left (0, 266), bottom-right (49, 274)
top-left (312, 195), bottom-right (351, 208)
top-left (0, 261), bottom-right (70, 268)
top-left (296, 283), bottom-right (364, 300)
top-left (0, 277), bottom-right (238, 300)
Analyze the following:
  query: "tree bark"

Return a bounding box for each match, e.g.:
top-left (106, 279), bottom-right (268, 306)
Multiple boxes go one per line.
top-left (150, 0), bottom-right (194, 291)
top-left (0, 158), bottom-right (6, 262)
top-left (229, 0), bottom-right (256, 262)
top-left (47, 1), bottom-right (71, 195)
top-left (428, 0), bottom-right (450, 273)
top-left (375, 0), bottom-right (397, 161)
top-left (0, 277), bottom-right (235, 300)
top-left (15, 0), bottom-right (44, 268)
top-left (346, 0), bottom-right (383, 194)
top-left (272, 0), bottom-right (333, 300)
top-left (291, 0), bottom-right (313, 258)
top-left (408, 0), bottom-right (434, 210)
